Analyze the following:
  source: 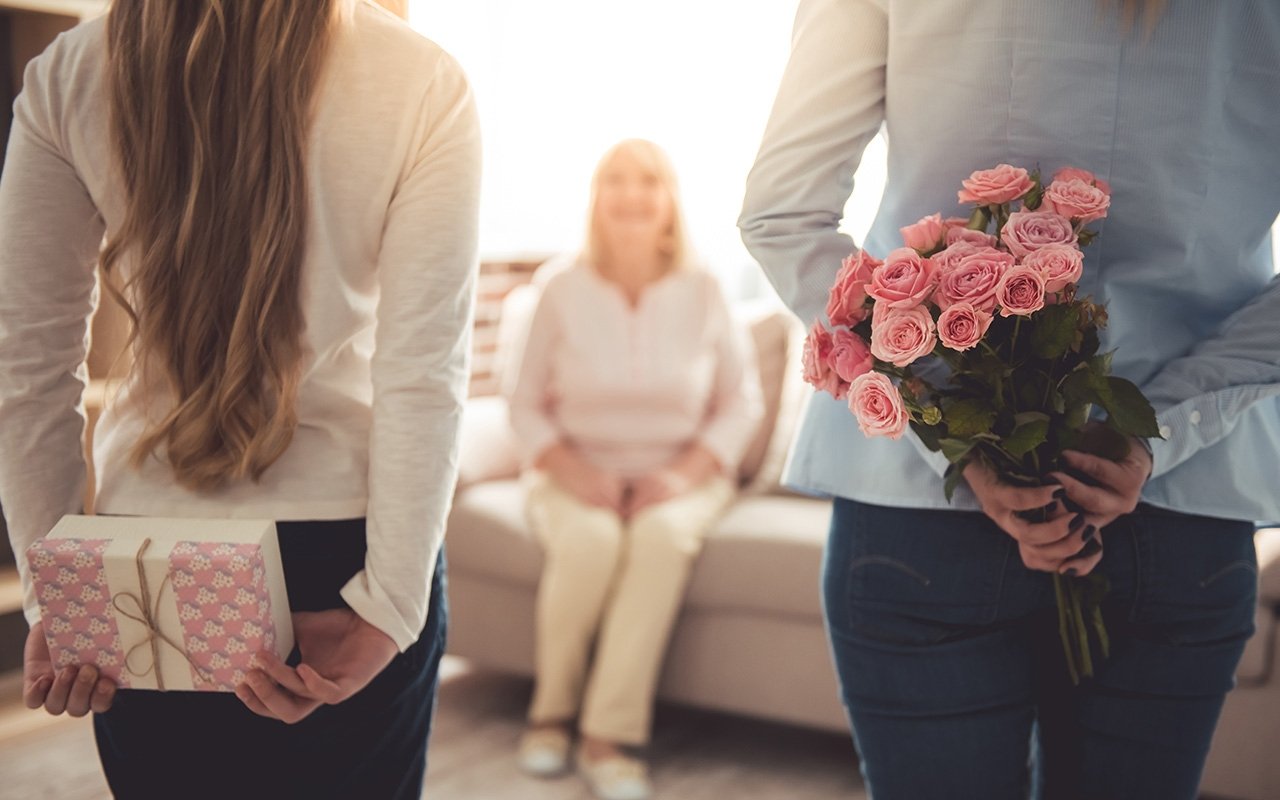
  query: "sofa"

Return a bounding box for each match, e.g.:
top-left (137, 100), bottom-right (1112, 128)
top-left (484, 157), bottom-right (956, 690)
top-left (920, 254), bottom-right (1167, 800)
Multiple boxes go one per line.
top-left (440, 298), bottom-right (1280, 799)
top-left (443, 304), bottom-right (849, 732)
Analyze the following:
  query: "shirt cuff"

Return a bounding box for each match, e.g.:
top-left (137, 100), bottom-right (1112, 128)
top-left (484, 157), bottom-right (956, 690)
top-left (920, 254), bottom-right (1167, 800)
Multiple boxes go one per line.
top-left (339, 555), bottom-right (437, 653)
top-left (1147, 397), bottom-right (1218, 481)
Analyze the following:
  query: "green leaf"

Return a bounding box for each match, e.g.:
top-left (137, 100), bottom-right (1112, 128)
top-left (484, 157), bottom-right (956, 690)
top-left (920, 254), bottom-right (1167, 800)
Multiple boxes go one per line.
top-left (943, 462), bottom-right (967, 503)
top-left (944, 398), bottom-right (997, 438)
top-left (1062, 367), bottom-right (1105, 410)
top-left (1051, 389), bottom-right (1066, 414)
top-left (1024, 169), bottom-right (1045, 210)
top-left (1088, 351), bottom-right (1114, 377)
top-left (1004, 416), bottom-right (1049, 458)
top-left (965, 206), bottom-right (991, 231)
top-left (1104, 377), bottom-right (1162, 438)
top-left (1029, 304), bottom-right (1081, 360)
top-left (910, 421), bottom-right (943, 452)
top-left (939, 437), bottom-right (976, 462)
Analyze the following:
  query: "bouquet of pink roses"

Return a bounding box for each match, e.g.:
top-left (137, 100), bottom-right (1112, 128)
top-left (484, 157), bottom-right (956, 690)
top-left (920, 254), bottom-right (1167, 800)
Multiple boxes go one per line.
top-left (805, 163), bottom-right (1159, 683)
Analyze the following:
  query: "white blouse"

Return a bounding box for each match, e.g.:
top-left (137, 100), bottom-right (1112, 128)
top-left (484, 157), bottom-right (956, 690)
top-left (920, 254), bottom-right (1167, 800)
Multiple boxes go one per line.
top-left (0, 2), bottom-right (481, 651)
top-left (507, 261), bottom-right (763, 478)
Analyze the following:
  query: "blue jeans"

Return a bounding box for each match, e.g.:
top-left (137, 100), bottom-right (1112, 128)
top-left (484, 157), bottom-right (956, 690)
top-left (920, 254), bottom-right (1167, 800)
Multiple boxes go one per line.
top-left (95, 519), bottom-right (448, 800)
top-left (824, 500), bottom-right (1257, 800)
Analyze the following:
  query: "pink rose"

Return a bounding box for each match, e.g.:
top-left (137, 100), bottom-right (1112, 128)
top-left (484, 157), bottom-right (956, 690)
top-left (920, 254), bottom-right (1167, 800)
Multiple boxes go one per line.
top-left (996, 266), bottom-right (1048, 317)
top-left (825, 252), bottom-right (878, 327)
top-left (1001, 210), bottom-right (1078, 258)
top-left (945, 226), bottom-right (998, 247)
top-left (900, 213), bottom-right (946, 252)
top-left (866, 247), bottom-right (938, 309)
top-left (870, 304), bottom-right (937, 367)
top-left (931, 241), bottom-right (980, 274)
top-left (847, 249), bottom-right (882, 283)
top-left (937, 302), bottom-right (994, 351)
top-left (934, 248), bottom-right (1015, 312)
top-left (1052, 167), bottom-right (1111, 196)
top-left (828, 328), bottom-right (874, 383)
top-left (848, 372), bottom-right (910, 440)
top-left (802, 321), bottom-right (848, 398)
top-left (1042, 179), bottom-right (1110, 222)
top-left (957, 164), bottom-right (1034, 206)
top-left (1023, 244), bottom-right (1084, 293)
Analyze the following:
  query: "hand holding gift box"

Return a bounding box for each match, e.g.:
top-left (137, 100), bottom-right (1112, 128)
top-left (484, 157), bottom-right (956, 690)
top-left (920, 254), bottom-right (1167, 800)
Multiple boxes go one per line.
top-left (27, 516), bottom-right (293, 692)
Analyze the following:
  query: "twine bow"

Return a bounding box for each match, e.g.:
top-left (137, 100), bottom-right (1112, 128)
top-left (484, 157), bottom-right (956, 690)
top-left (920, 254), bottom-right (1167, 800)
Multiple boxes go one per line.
top-left (110, 537), bottom-right (213, 689)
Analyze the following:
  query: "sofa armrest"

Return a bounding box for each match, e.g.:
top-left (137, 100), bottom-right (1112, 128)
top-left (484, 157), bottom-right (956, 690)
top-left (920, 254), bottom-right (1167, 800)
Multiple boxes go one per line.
top-left (1258, 528), bottom-right (1280, 608)
top-left (456, 395), bottom-right (522, 490)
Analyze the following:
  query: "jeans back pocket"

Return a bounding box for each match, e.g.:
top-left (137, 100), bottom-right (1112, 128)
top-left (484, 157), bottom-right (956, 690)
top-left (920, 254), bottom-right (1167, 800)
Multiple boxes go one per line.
top-left (827, 500), bottom-right (1012, 646)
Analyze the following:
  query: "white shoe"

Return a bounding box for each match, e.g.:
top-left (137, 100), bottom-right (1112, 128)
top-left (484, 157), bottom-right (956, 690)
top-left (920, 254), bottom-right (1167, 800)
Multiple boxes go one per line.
top-left (518, 727), bottom-right (572, 777)
top-left (578, 750), bottom-right (653, 800)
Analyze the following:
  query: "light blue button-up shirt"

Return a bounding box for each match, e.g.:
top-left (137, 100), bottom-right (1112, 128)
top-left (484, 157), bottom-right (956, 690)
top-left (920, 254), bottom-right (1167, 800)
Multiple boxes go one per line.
top-left (740, 0), bottom-right (1280, 523)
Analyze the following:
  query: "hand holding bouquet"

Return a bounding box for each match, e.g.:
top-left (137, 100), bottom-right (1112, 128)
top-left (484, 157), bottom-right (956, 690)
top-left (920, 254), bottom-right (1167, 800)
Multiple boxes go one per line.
top-left (805, 164), bottom-right (1160, 682)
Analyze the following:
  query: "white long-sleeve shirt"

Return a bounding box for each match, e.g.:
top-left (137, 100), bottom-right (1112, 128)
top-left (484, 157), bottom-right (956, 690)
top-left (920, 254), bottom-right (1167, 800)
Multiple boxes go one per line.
top-left (0, 1), bottom-right (481, 650)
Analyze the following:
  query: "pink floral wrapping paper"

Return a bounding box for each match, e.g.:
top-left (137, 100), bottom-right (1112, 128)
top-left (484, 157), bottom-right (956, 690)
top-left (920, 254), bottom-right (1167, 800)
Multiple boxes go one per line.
top-left (27, 537), bottom-right (280, 692)
top-left (168, 541), bottom-right (277, 691)
top-left (28, 538), bottom-right (131, 687)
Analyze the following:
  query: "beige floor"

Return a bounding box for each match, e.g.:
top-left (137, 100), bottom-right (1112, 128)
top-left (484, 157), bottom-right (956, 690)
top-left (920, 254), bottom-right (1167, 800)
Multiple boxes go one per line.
top-left (0, 658), bottom-right (867, 800)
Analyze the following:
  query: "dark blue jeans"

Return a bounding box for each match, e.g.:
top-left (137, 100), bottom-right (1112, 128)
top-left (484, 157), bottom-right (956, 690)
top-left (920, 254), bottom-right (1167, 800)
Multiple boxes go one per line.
top-left (94, 519), bottom-right (448, 800)
top-left (824, 499), bottom-right (1257, 800)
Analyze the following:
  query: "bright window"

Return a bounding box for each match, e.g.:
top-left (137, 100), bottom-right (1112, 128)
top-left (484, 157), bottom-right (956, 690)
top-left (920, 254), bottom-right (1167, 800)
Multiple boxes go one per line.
top-left (406, 0), bottom-right (888, 296)
top-left (407, 2), bottom-right (1277, 286)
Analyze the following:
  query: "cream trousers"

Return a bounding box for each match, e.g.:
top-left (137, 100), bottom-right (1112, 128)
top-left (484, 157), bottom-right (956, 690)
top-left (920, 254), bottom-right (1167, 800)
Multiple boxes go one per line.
top-left (524, 472), bottom-right (736, 745)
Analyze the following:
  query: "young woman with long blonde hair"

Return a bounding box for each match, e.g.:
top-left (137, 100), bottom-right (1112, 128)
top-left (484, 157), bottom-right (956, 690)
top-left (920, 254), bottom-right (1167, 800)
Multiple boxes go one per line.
top-left (507, 139), bottom-right (762, 800)
top-left (0, 1), bottom-right (479, 796)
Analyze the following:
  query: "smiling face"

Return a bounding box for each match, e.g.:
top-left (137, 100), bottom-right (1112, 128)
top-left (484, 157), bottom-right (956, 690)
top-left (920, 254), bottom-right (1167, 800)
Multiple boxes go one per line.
top-left (593, 148), bottom-right (675, 244)
top-left (586, 140), bottom-right (687, 272)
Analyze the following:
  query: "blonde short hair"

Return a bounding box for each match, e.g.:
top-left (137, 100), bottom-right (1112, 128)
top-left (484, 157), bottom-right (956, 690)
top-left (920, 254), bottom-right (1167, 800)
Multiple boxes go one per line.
top-left (582, 139), bottom-right (695, 273)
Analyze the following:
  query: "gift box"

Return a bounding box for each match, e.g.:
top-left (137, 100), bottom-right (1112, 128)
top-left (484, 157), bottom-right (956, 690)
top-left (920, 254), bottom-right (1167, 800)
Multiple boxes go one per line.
top-left (26, 515), bottom-right (293, 692)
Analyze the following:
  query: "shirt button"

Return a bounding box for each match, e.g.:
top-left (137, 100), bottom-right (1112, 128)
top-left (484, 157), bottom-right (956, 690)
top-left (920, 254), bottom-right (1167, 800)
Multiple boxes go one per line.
top-left (1159, 425), bottom-right (1172, 438)
top-left (1189, 410), bottom-right (1201, 425)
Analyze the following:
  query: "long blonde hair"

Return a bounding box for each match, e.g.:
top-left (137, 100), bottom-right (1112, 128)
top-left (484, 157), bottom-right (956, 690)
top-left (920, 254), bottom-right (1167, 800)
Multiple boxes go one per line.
top-left (102, 0), bottom-right (343, 491)
top-left (582, 139), bottom-right (694, 274)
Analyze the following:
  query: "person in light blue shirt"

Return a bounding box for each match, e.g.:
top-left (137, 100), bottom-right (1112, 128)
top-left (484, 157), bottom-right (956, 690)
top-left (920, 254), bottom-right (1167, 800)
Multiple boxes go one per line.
top-left (740, 1), bottom-right (1279, 798)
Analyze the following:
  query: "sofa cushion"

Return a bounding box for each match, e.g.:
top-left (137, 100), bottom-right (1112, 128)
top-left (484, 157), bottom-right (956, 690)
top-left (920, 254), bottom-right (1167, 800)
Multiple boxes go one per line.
top-left (446, 480), bottom-right (543, 586)
top-left (687, 495), bottom-right (831, 618)
top-left (446, 480), bottom-right (832, 620)
top-left (455, 396), bottom-right (522, 488)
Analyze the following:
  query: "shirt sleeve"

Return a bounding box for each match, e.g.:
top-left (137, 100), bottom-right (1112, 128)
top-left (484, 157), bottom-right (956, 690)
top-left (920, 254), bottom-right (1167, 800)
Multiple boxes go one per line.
top-left (0, 50), bottom-right (103, 627)
top-left (737, 0), bottom-right (888, 328)
top-left (697, 280), bottom-right (765, 474)
top-left (737, 0), bottom-right (950, 474)
top-left (1141, 269), bottom-right (1280, 480)
top-left (503, 281), bottom-right (565, 468)
top-left (339, 52), bottom-right (482, 652)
